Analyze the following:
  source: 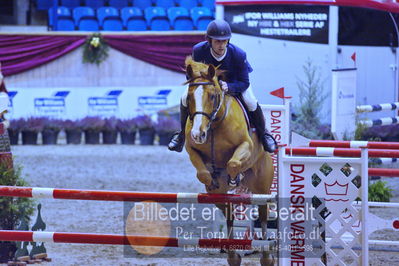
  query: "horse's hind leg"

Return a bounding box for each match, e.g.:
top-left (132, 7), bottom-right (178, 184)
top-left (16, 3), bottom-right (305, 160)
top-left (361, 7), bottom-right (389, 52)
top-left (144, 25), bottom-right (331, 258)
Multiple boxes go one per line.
top-left (215, 203), bottom-right (242, 266)
top-left (249, 153), bottom-right (275, 266)
top-left (258, 205), bottom-right (275, 266)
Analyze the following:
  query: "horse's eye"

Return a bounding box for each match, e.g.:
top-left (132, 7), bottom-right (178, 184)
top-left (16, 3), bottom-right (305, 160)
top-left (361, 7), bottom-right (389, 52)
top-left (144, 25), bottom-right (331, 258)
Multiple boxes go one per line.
top-left (210, 94), bottom-right (215, 100)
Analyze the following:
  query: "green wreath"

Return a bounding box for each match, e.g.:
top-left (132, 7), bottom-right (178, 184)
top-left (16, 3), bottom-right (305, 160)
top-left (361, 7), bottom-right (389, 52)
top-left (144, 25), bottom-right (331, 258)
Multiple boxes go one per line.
top-left (82, 33), bottom-right (109, 65)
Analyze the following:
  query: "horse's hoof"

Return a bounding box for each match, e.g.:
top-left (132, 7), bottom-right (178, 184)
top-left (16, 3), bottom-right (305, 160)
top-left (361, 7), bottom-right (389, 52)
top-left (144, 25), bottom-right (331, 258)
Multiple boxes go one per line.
top-left (260, 256), bottom-right (275, 266)
top-left (227, 253), bottom-right (242, 266)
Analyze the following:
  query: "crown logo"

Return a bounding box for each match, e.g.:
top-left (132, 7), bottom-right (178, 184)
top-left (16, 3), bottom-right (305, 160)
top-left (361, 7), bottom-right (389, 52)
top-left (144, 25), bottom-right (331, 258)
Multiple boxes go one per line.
top-left (324, 181), bottom-right (349, 196)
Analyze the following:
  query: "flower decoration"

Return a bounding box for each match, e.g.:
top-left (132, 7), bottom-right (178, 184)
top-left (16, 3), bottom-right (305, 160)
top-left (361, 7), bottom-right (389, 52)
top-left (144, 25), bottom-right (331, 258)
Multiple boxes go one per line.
top-left (116, 118), bottom-right (137, 133)
top-left (82, 33), bottom-right (109, 65)
top-left (135, 115), bottom-right (154, 131)
top-left (79, 116), bottom-right (105, 132)
top-left (154, 116), bottom-right (180, 133)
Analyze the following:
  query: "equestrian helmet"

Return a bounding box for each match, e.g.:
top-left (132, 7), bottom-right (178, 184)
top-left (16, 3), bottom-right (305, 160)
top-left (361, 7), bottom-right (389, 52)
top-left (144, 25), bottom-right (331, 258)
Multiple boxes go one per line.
top-left (206, 20), bottom-right (232, 40)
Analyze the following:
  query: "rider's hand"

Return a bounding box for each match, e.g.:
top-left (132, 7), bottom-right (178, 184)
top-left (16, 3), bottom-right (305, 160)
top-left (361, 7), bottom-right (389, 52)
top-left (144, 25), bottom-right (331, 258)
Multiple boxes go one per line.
top-left (219, 80), bottom-right (228, 92)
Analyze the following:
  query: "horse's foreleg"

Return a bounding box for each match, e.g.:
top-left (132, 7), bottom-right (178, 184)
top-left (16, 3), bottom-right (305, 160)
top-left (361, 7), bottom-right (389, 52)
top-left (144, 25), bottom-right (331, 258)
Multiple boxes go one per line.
top-left (258, 204), bottom-right (275, 266)
top-left (215, 203), bottom-right (241, 266)
top-left (227, 141), bottom-right (252, 182)
top-left (186, 146), bottom-right (215, 188)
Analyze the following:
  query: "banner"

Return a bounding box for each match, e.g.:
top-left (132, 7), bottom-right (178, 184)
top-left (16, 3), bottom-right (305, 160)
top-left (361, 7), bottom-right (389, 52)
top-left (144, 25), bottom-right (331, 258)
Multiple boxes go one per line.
top-left (6, 86), bottom-right (187, 119)
top-left (224, 5), bottom-right (329, 44)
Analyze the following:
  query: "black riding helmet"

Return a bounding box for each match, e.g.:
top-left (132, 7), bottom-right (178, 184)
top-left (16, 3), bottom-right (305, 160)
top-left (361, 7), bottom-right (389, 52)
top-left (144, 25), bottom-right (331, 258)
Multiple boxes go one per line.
top-left (206, 19), bottom-right (232, 40)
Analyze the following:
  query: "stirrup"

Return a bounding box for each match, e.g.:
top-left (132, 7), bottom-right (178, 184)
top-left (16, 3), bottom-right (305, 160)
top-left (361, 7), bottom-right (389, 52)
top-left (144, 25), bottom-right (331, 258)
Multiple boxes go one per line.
top-left (168, 132), bottom-right (184, 152)
top-left (263, 133), bottom-right (277, 153)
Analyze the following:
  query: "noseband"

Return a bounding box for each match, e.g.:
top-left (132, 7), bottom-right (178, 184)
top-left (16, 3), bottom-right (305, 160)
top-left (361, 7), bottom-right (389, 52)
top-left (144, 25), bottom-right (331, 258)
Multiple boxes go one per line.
top-left (188, 81), bottom-right (225, 126)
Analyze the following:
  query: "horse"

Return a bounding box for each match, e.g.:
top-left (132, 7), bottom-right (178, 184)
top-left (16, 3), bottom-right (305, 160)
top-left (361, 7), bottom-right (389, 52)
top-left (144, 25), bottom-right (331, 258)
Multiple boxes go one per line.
top-left (183, 56), bottom-right (275, 266)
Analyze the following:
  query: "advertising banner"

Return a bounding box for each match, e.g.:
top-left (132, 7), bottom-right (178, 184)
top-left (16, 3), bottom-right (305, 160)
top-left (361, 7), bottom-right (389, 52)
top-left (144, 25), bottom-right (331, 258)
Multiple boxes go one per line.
top-left (224, 5), bottom-right (329, 43)
top-left (6, 86), bottom-right (187, 119)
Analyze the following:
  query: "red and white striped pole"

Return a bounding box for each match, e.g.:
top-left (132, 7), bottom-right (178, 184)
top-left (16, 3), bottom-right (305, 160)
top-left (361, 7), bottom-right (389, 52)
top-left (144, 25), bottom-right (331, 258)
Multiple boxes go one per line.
top-left (285, 147), bottom-right (399, 158)
top-left (0, 186), bottom-right (274, 205)
top-left (0, 230), bottom-right (274, 250)
top-left (369, 168), bottom-right (399, 177)
top-left (307, 140), bottom-right (399, 150)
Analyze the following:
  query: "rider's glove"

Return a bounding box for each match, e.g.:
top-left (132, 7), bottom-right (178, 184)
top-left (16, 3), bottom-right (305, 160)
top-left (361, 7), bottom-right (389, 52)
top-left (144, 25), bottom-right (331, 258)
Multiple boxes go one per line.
top-left (219, 80), bottom-right (228, 92)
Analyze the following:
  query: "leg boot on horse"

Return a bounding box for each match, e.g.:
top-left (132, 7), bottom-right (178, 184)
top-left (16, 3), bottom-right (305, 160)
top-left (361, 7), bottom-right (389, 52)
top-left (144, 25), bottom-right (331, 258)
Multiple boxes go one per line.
top-left (168, 102), bottom-right (189, 152)
top-left (249, 104), bottom-right (277, 153)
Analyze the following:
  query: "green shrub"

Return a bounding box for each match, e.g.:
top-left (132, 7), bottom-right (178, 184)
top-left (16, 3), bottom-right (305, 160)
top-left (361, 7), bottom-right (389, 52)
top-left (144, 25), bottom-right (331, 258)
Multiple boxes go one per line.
top-left (291, 58), bottom-right (328, 139)
top-left (368, 180), bottom-right (393, 202)
top-left (0, 163), bottom-right (35, 262)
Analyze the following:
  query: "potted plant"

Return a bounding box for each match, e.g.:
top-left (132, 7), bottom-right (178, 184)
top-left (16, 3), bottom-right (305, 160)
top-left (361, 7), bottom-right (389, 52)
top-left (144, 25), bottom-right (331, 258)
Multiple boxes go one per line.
top-left (116, 118), bottom-right (137, 145)
top-left (62, 119), bottom-right (82, 144)
top-left (155, 116), bottom-right (180, 146)
top-left (7, 118), bottom-right (24, 145)
top-left (80, 116), bottom-right (105, 145)
top-left (135, 115), bottom-right (155, 145)
top-left (102, 117), bottom-right (118, 144)
top-left (41, 118), bottom-right (62, 145)
top-left (20, 117), bottom-right (43, 145)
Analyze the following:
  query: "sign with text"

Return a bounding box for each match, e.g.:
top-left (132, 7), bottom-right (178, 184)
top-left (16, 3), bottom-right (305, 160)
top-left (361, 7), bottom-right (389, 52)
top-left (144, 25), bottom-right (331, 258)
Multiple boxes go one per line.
top-left (6, 86), bottom-right (186, 119)
top-left (224, 5), bottom-right (329, 43)
top-left (331, 68), bottom-right (357, 140)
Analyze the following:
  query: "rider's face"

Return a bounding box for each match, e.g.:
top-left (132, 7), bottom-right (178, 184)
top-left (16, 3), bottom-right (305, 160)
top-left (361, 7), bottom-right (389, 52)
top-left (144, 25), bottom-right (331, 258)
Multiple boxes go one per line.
top-left (210, 39), bottom-right (228, 56)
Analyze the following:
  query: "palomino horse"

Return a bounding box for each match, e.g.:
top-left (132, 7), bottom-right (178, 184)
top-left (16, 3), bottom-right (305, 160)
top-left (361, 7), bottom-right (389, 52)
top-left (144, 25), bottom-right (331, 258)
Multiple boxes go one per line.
top-left (183, 57), bottom-right (275, 266)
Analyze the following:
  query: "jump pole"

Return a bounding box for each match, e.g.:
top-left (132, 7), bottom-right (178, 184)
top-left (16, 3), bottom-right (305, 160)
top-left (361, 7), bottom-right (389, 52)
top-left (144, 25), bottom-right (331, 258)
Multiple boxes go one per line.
top-left (0, 186), bottom-right (274, 205)
top-left (306, 140), bottom-right (399, 150)
top-left (285, 147), bottom-right (399, 158)
top-left (0, 230), bottom-right (275, 250)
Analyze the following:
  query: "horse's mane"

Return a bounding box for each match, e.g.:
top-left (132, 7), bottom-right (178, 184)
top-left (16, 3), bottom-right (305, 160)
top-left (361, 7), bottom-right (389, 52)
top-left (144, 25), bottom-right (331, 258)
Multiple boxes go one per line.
top-left (185, 56), bottom-right (224, 80)
top-left (185, 56), bottom-right (208, 76)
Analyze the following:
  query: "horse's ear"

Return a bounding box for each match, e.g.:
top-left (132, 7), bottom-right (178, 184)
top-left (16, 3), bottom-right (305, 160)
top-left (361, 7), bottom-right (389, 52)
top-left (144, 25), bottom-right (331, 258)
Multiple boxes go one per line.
top-left (186, 65), bottom-right (194, 79)
top-left (207, 65), bottom-right (216, 80)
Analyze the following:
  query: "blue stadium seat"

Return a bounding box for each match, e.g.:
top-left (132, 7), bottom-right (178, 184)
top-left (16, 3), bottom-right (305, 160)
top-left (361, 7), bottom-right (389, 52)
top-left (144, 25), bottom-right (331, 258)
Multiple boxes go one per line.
top-left (201, 0), bottom-right (214, 11)
top-left (121, 7), bottom-right (147, 30)
top-left (61, 0), bottom-right (80, 8)
top-left (168, 7), bottom-right (193, 30)
top-left (155, 0), bottom-right (175, 9)
top-left (84, 0), bottom-right (105, 9)
top-left (73, 7), bottom-right (99, 31)
top-left (48, 6), bottom-right (75, 30)
top-left (97, 7), bottom-right (123, 31)
top-left (145, 7), bottom-right (170, 30)
top-left (36, 0), bottom-right (55, 10)
top-left (190, 6), bottom-right (213, 30)
top-left (109, 0), bottom-right (130, 8)
top-left (176, 0), bottom-right (198, 9)
top-left (132, 0), bottom-right (153, 9)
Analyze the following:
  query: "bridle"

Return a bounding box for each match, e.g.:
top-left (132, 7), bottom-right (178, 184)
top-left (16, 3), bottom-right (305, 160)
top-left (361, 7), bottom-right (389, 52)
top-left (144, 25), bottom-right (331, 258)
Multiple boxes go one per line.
top-left (186, 78), bottom-right (228, 187)
top-left (187, 80), bottom-right (225, 130)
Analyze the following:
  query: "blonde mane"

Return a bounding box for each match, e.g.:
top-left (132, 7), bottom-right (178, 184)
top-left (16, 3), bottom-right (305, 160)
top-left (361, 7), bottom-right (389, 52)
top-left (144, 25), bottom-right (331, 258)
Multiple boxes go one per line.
top-left (185, 56), bottom-right (208, 76)
top-left (185, 56), bottom-right (224, 80)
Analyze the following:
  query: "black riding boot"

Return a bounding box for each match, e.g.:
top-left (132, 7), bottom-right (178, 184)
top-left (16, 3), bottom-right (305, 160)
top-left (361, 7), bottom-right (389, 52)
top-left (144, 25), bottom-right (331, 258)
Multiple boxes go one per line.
top-left (168, 102), bottom-right (189, 152)
top-left (249, 104), bottom-right (277, 153)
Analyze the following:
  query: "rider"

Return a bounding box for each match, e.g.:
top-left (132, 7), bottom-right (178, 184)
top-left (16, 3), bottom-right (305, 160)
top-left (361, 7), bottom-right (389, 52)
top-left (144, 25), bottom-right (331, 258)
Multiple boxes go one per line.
top-left (168, 19), bottom-right (277, 153)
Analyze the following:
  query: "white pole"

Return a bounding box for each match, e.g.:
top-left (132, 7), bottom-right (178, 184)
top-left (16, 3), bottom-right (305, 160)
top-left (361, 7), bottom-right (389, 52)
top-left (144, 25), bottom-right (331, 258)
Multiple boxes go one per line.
top-left (361, 148), bottom-right (369, 266)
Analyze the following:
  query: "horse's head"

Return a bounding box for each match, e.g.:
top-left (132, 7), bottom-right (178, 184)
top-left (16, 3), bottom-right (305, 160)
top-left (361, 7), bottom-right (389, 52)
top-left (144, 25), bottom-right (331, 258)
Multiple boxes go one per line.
top-left (185, 57), bottom-right (224, 145)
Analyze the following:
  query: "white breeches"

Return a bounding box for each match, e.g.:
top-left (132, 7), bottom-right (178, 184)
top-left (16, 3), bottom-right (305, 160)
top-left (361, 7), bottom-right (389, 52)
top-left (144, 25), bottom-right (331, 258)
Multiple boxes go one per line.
top-left (181, 85), bottom-right (258, 111)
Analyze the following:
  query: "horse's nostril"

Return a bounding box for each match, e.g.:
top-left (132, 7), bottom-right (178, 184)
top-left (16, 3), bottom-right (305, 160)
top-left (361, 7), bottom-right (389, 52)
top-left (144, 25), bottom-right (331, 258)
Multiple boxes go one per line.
top-left (201, 132), bottom-right (206, 139)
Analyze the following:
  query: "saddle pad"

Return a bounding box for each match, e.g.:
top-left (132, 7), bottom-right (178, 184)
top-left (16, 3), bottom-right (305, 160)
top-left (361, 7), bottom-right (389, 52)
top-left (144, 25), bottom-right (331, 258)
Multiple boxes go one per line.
top-left (233, 96), bottom-right (254, 133)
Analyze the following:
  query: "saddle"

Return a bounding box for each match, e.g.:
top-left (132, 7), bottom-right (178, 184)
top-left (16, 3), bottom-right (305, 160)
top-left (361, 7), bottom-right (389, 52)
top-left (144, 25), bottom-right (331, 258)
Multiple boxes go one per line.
top-left (234, 94), bottom-right (254, 132)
